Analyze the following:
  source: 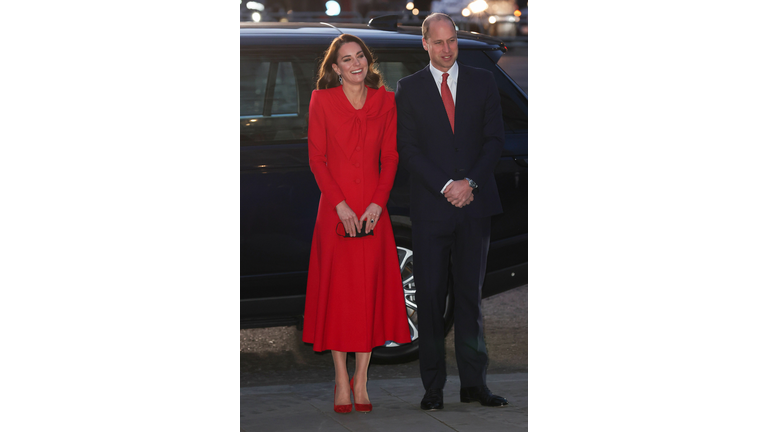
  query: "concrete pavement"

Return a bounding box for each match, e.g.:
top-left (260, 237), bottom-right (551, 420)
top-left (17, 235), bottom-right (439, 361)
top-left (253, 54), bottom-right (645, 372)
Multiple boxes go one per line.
top-left (240, 373), bottom-right (528, 432)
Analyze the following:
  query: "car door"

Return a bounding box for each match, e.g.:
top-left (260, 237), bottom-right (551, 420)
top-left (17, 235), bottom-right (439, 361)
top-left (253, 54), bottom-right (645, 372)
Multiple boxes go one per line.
top-left (240, 50), bottom-right (320, 314)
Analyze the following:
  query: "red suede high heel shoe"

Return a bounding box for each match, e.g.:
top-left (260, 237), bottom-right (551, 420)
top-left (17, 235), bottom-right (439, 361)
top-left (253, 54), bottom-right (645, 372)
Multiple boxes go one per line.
top-left (350, 377), bottom-right (372, 413)
top-left (334, 383), bottom-right (352, 414)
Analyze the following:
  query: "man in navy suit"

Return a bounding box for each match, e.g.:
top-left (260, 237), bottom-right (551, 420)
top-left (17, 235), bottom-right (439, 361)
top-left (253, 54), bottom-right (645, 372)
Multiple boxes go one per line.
top-left (395, 13), bottom-right (509, 411)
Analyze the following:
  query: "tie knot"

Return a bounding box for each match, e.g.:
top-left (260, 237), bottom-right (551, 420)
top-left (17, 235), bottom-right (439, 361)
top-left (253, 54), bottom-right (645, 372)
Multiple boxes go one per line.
top-left (442, 72), bottom-right (449, 83)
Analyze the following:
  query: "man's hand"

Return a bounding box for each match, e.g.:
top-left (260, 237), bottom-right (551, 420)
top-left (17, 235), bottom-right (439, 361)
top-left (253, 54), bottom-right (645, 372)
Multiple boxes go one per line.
top-left (443, 180), bottom-right (474, 208)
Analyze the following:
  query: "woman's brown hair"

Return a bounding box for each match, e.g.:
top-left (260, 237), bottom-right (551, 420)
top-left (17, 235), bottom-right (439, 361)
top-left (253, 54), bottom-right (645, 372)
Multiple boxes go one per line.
top-left (316, 34), bottom-right (385, 90)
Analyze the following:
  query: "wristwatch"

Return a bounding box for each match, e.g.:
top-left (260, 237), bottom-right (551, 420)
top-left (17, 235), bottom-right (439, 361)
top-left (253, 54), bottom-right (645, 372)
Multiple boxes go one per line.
top-left (465, 178), bottom-right (478, 190)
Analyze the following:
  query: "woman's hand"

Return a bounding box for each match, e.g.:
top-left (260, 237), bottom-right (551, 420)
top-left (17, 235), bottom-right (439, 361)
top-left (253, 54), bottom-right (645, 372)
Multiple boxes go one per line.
top-left (359, 203), bottom-right (383, 234)
top-left (336, 201), bottom-right (361, 237)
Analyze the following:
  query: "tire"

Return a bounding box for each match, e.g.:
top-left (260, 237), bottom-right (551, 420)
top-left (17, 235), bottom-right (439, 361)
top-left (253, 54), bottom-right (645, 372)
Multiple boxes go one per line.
top-left (371, 221), bottom-right (455, 364)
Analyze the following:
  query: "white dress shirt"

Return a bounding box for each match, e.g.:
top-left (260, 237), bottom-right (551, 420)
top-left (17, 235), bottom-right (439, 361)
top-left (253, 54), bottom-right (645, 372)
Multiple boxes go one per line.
top-left (428, 61), bottom-right (460, 193)
top-left (429, 61), bottom-right (459, 105)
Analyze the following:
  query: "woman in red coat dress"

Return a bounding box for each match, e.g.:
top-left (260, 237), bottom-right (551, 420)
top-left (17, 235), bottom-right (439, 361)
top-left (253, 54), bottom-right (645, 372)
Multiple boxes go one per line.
top-left (302, 34), bottom-right (412, 413)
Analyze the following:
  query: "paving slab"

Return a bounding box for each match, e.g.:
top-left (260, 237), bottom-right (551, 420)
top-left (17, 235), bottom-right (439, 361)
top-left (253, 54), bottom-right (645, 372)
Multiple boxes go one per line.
top-left (241, 373), bottom-right (527, 432)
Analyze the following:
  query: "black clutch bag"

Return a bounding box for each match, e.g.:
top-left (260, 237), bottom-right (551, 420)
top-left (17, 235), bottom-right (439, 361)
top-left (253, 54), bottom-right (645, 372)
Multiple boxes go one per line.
top-left (336, 221), bottom-right (374, 238)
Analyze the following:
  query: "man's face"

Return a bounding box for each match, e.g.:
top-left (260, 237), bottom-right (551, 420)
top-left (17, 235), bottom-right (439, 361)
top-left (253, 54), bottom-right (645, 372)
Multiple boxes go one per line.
top-left (422, 19), bottom-right (458, 73)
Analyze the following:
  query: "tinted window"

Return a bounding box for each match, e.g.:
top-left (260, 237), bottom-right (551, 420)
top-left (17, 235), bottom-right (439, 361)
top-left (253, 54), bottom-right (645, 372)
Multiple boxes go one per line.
top-left (494, 66), bottom-right (528, 131)
top-left (240, 47), bottom-right (526, 145)
top-left (272, 62), bottom-right (298, 114)
top-left (377, 49), bottom-right (527, 132)
top-left (240, 52), bottom-right (318, 146)
top-left (373, 51), bottom-right (429, 90)
top-left (241, 60), bottom-right (269, 117)
top-left (458, 50), bottom-right (528, 132)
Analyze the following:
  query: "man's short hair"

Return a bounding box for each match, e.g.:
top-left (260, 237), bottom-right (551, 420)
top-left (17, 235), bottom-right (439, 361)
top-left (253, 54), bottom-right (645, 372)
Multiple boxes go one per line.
top-left (422, 13), bottom-right (457, 40)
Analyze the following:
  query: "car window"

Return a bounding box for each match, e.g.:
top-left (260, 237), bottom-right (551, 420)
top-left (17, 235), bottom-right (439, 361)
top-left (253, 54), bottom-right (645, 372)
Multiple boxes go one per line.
top-left (372, 51), bottom-right (429, 91)
top-left (241, 60), bottom-right (269, 117)
top-left (457, 50), bottom-right (528, 132)
top-left (240, 52), bottom-right (318, 146)
top-left (377, 49), bottom-right (527, 132)
top-left (272, 62), bottom-right (298, 115)
top-left (376, 62), bottom-right (409, 90)
top-left (495, 68), bottom-right (528, 132)
top-left (240, 48), bottom-right (526, 146)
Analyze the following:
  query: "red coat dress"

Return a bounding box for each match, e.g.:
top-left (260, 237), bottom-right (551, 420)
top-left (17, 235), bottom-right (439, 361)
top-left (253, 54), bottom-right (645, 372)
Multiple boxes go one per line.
top-left (302, 85), bottom-right (412, 352)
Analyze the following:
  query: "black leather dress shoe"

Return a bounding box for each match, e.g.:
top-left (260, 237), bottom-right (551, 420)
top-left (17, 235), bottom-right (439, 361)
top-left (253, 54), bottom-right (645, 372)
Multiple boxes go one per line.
top-left (420, 388), bottom-right (444, 411)
top-left (460, 385), bottom-right (509, 407)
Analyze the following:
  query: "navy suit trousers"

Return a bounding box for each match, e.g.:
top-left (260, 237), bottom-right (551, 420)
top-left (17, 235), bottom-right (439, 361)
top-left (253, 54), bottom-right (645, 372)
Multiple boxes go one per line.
top-left (412, 212), bottom-right (491, 390)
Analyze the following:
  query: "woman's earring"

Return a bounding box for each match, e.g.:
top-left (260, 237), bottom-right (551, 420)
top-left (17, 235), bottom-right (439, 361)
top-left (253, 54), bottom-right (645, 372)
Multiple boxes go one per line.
top-left (339, 75), bottom-right (343, 84)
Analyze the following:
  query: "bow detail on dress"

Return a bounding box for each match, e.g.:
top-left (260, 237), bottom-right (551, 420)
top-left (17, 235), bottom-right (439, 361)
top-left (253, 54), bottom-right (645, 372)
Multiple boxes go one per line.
top-left (332, 87), bottom-right (395, 160)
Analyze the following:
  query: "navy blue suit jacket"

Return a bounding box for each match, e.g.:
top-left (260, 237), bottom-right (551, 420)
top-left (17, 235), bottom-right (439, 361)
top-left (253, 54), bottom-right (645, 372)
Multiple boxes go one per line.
top-left (395, 63), bottom-right (504, 221)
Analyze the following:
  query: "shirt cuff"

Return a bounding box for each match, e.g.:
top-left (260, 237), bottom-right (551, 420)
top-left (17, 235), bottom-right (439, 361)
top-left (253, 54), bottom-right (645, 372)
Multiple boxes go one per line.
top-left (440, 179), bottom-right (454, 194)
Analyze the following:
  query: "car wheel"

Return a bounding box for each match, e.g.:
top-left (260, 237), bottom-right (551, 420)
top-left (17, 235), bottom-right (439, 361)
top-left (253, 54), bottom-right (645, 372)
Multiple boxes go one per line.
top-left (371, 223), bottom-right (455, 364)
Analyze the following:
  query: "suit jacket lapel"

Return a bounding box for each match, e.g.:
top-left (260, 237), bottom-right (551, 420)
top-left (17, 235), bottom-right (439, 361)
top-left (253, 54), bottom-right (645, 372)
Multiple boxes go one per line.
top-left (454, 62), bottom-right (470, 136)
top-left (417, 65), bottom-right (456, 134)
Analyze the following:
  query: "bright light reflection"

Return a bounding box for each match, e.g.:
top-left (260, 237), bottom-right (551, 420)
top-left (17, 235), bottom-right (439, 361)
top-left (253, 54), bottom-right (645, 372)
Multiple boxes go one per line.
top-left (252, 12), bottom-right (261, 22)
top-left (325, 1), bottom-right (340, 16)
top-left (468, 0), bottom-right (488, 14)
top-left (462, 8), bottom-right (471, 17)
top-left (406, 2), bottom-right (414, 10)
top-left (514, 10), bottom-right (522, 17)
top-left (488, 16), bottom-right (497, 24)
top-left (412, 8), bottom-right (419, 15)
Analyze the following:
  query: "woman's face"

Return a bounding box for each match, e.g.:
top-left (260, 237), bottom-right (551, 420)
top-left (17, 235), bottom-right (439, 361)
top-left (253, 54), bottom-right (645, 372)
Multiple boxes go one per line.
top-left (332, 42), bottom-right (367, 86)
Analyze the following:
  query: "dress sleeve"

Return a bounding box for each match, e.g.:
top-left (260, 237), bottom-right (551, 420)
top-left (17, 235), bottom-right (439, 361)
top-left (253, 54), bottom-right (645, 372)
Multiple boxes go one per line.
top-left (308, 91), bottom-right (346, 208)
top-left (371, 98), bottom-right (398, 208)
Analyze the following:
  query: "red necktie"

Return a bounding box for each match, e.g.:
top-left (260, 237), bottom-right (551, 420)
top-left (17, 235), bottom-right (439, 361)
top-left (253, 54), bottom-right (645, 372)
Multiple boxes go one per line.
top-left (441, 72), bottom-right (455, 133)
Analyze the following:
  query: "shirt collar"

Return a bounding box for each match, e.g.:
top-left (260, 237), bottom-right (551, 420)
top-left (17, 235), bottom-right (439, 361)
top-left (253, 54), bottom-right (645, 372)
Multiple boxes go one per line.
top-left (428, 61), bottom-right (459, 85)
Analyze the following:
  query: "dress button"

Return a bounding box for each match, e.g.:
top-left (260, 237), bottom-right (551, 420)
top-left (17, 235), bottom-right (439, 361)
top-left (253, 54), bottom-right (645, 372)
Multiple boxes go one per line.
top-left (355, 179), bottom-right (361, 184)
top-left (355, 163), bottom-right (360, 168)
top-left (356, 146), bottom-right (361, 151)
